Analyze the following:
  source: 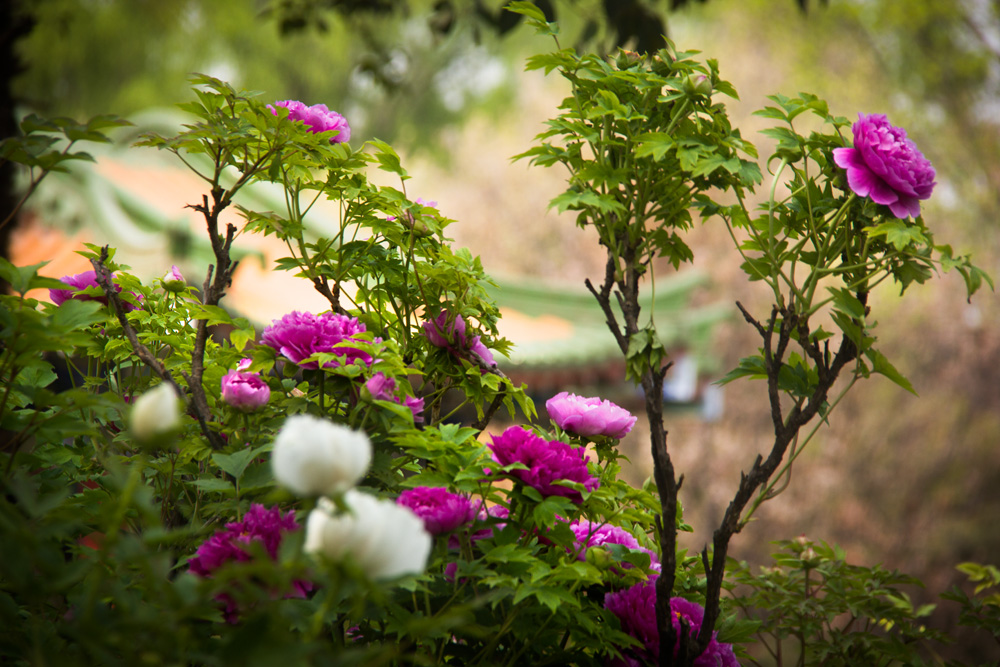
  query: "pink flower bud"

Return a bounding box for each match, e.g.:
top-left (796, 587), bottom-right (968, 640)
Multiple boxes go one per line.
top-left (161, 265), bottom-right (186, 293)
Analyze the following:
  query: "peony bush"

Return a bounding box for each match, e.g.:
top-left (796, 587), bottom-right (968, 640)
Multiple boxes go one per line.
top-left (0, 5), bottom-right (994, 666)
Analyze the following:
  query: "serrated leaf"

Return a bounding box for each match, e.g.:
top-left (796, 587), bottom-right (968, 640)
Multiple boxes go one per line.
top-left (865, 349), bottom-right (917, 395)
top-left (212, 447), bottom-right (259, 482)
top-left (828, 287), bottom-right (866, 320)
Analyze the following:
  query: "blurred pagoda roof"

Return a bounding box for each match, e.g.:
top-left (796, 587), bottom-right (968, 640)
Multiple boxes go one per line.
top-left (11, 112), bottom-right (728, 391)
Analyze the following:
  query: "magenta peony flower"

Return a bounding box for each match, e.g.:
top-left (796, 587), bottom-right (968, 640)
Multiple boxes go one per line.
top-left (546, 392), bottom-right (637, 439)
top-left (833, 113), bottom-right (936, 219)
top-left (488, 426), bottom-right (599, 503)
top-left (422, 310), bottom-right (496, 368)
top-left (188, 504), bottom-right (311, 623)
top-left (270, 100), bottom-right (351, 143)
top-left (260, 310), bottom-right (372, 370)
top-left (604, 580), bottom-right (738, 667)
top-left (221, 368), bottom-right (270, 412)
top-left (364, 372), bottom-right (424, 423)
top-left (49, 270), bottom-right (142, 311)
top-left (570, 519), bottom-right (658, 567)
top-left (397, 487), bottom-right (477, 535)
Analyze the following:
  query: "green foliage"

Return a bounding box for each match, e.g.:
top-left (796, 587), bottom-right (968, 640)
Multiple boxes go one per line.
top-left (730, 538), bottom-right (946, 666)
top-left (0, 79), bottom-right (689, 666)
top-left (942, 562), bottom-right (1000, 651)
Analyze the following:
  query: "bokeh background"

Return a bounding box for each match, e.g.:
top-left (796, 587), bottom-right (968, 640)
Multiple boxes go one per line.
top-left (5, 0), bottom-right (1000, 661)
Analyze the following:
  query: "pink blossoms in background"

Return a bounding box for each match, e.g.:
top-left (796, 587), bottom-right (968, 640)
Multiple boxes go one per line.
top-left (365, 372), bottom-right (424, 423)
top-left (397, 487), bottom-right (477, 535)
top-left (546, 391), bottom-right (637, 439)
top-left (604, 579), bottom-right (738, 667)
top-left (261, 311), bottom-right (372, 370)
top-left (833, 113), bottom-right (935, 219)
top-left (188, 504), bottom-right (311, 622)
top-left (49, 270), bottom-right (141, 311)
top-left (422, 310), bottom-right (496, 368)
top-left (570, 519), bottom-right (659, 570)
top-left (270, 100), bottom-right (351, 143)
top-left (488, 426), bottom-right (598, 503)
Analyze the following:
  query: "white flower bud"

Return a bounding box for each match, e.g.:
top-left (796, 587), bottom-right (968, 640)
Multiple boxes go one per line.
top-left (304, 491), bottom-right (432, 579)
top-left (271, 414), bottom-right (372, 497)
top-left (130, 383), bottom-right (181, 443)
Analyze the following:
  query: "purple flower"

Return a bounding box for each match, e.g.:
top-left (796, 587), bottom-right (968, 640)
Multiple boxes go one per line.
top-left (188, 504), bottom-right (311, 623)
top-left (469, 335), bottom-right (496, 367)
top-left (221, 368), bottom-right (270, 412)
top-left (397, 487), bottom-right (477, 535)
top-left (49, 270), bottom-right (141, 311)
top-left (833, 113), bottom-right (936, 219)
top-left (422, 311), bottom-right (496, 368)
top-left (260, 310), bottom-right (372, 370)
top-left (364, 372), bottom-right (424, 423)
top-left (546, 391), bottom-right (637, 439)
top-left (422, 310), bottom-right (466, 349)
top-left (364, 372), bottom-right (396, 401)
top-left (570, 519), bottom-right (658, 568)
top-left (271, 100), bottom-right (351, 143)
top-left (604, 580), bottom-right (738, 667)
top-left (488, 426), bottom-right (599, 503)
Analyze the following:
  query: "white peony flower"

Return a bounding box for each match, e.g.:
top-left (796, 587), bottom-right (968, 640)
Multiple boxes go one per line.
top-left (304, 490), bottom-right (432, 579)
top-left (130, 382), bottom-right (181, 443)
top-left (271, 414), bottom-right (372, 497)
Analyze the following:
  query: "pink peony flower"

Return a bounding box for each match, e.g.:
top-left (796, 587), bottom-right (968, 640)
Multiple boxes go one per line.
top-left (49, 270), bottom-right (142, 311)
top-left (422, 310), bottom-right (466, 349)
top-left (488, 426), bottom-right (599, 503)
top-left (546, 391), bottom-right (637, 439)
top-left (270, 100), bottom-right (351, 143)
top-left (468, 335), bottom-right (496, 367)
top-left (188, 504), bottom-right (311, 623)
top-left (397, 487), bottom-right (477, 535)
top-left (570, 519), bottom-right (658, 568)
top-left (221, 368), bottom-right (270, 412)
top-left (422, 310), bottom-right (496, 368)
top-left (604, 580), bottom-right (738, 667)
top-left (364, 372), bottom-right (424, 423)
top-left (833, 113), bottom-right (936, 219)
top-left (260, 310), bottom-right (372, 370)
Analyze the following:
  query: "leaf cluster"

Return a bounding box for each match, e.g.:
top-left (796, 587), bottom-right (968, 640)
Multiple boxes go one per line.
top-left (729, 538), bottom-right (945, 666)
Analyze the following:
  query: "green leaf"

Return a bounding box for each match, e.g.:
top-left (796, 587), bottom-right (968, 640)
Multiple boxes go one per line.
top-left (828, 287), bottom-right (866, 320)
top-left (212, 447), bottom-right (260, 482)
top-left (190, 304), bottom-right (234, 326)
top-left (190, 478), bottom-right (235, 494)
top-left (865, 349), bottom-right (917, 396)
top-left (50, 298), bottom-right (105, 331)
top-left (506, 1), bottom-right (546, 23)
top-left (230, 328), bottom-right (254, 352)
top-left (0, 259), bottom-right (65, 296)
top-left (865, 219), bottom-right (927, 250)
top-left (716, 355), bottom-right (766, 385)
